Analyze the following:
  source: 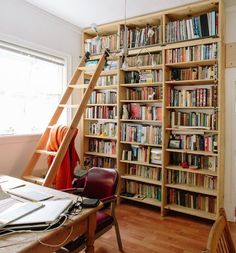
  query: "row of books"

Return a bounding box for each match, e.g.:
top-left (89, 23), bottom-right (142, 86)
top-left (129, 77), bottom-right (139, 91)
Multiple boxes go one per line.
top-left (170, 153), bottom-right (217, 172)
top-left (167, 170), bottom-right (217, 190)
top-left (85, 106), bottom-right (117, 119)
top-left (167, 86), bottom-right (218, 107)
top-left (167, 189), bottom-right (216, 213)
top-left (84, 156), bottom-right (116, 169)
top-left (165, 43), bottom-right (218, 63)
top-left (89, 91), bottom-right (117, 104)
top-left (88, 139), bottom-right (116, 154)
top-left (170, 134), bottom-right (218, 152)
top-left (170, 66), bottom-right (217, 81)
top-left (122, 145), bottom-right (150, 163)
top-left (125, 86), bottom-right (162, 101)
top-left (97, 75), bottom-right (118, 86)
top-left (88, 122), bottom-right (117, 137)
top-left (84, 33), bottom-right (118, 55)
top-left (170, 111), bottom-right (217, 130)
top-left (120, 25), bottom-right (162, 49)
top-left (125, 70), bottom-right (163, 84)
top-left (125, 53), bottom-right (162, 67)
top-left (126, 164), bottom-right (162, 181)
top-left (120, 123), bottom-right (162, 145)
top-left (166, 11), bottom-right (218, 43)
top-left (121, 103), bottom-right (162, 121)
top-left (124, 181), bottom-right (162, 201)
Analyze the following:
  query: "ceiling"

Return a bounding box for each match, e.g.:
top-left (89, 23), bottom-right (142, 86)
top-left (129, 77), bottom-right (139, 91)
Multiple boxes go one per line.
top-left (25, 0), bottom-right (235, 29)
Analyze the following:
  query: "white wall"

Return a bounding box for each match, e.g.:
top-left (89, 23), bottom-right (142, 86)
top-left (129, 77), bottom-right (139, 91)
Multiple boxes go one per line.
top-left (224, 5), bottom-right (236, 221)
top-left (0, 0), bottom-right (82, 177)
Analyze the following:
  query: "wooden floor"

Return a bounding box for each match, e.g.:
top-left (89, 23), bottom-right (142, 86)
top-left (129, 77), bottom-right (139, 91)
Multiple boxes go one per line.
top-left (92, 202), bottom-right (236, 253)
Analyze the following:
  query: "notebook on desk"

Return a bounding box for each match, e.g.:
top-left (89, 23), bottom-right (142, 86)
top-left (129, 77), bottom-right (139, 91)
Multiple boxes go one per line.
top-left (0, 202), bottom-right (44, 228)
top-left (7, 186), bottom-right (54, 201)
top-left (7, 199), bottom-right (73, 228)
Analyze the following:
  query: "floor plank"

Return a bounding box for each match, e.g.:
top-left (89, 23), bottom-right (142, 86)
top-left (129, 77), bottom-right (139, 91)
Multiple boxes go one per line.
top-left (91, 202), bottom-right (236, 253)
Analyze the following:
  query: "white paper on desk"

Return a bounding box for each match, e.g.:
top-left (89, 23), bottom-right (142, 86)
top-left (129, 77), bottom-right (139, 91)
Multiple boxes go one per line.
top-left (0, 180), bottom-right (25, 190)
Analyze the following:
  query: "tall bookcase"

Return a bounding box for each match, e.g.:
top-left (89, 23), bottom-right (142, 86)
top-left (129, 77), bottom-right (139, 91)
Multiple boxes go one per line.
top-left (81, 0), bottom-right (225, 220)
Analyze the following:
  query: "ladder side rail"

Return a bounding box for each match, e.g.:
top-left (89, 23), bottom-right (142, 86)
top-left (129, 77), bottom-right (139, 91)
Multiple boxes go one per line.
top-left (22, 55), bottom-right (87, 178)
top-left (43, 52), bottom-right (106, 186)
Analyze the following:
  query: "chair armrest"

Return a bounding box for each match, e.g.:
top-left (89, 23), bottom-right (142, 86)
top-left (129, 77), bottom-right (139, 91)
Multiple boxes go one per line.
top-left (61, 188), bottom-right (85, 195)
top-left (100, 195), bottom-right (117, 204)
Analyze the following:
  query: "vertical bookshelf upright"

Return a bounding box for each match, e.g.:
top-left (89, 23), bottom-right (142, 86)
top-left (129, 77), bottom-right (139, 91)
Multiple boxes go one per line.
top-left (82, 24), bottom-right (120, 169)
top-left (81, 0), bottom-right (225, 220)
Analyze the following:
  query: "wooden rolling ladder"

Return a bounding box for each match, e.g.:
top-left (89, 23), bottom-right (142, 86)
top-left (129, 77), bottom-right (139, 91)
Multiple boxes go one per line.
top-left (21, 51), bottom-right (108, 187)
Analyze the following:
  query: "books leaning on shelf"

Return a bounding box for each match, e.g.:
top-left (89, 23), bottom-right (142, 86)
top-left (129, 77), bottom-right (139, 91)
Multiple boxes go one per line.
top-left (166, 10), bottom-right (218, 43)
top-left (120, 24), bottom-right (162, 49)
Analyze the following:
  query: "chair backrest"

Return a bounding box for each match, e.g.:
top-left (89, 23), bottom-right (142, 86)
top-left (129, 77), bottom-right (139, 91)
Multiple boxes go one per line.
top-left (83, 167), bottom-right (119, 200)
top-left (203, 208), bottom-right (236, 253)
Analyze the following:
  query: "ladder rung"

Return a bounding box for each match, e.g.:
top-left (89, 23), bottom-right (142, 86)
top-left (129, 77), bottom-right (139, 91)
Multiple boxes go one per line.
top-left (78, 65), bottom-right (97, 71)
top-left (58, 104), bottom-right (79, 109)
top-left (23, 175), bottom-right (44, 185)
top-left (35, 149), bottom-right (57, 156)
top-left (68, 84), bottom-right (88, 89)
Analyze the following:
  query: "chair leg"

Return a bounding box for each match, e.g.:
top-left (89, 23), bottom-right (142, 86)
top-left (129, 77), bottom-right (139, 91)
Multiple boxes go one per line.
top-left (113, 216), bottom-right (123, 252)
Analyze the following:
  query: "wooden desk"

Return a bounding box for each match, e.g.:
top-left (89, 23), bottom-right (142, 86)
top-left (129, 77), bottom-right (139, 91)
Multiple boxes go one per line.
top-left (0, 176), bottom-right (102, 253)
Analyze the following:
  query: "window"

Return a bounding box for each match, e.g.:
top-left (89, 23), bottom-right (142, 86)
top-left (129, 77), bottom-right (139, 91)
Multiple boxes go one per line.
top-left (0, 41), bottom-right (67, 135)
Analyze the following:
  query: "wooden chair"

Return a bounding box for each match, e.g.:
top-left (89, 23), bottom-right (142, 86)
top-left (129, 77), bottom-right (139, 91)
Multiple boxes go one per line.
top-left (203, 208), bottom-right (236, 253)
top-left (61, 167), bottom-right (123, 252)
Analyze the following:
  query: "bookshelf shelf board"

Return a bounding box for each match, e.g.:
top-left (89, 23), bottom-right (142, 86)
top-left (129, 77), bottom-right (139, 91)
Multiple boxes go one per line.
top-left (165, 184), bottom-right (217, 196)
top-left (166, 128), bottom-right (218, 134)
top-left (94, 85), bottom-right (118, 90)
top-left (84, 118), bottom-right (117, 123)
top-left (127, 44), bottom-right (162, 56)
top-left (165, 59), bottom-right (217, 68)
top-left (84, 135), bottom-right (117, 140)
top-left (120, 100), bottom-right (162, 104)
top-left (84, 152), bottom-right (116, 158)
top-left (120, 195), bottom-right (161, 207)
top-left (166, 149), bottom-right (218, 156)
top-left (87, 104), bottom-right (117, 106)
top-left (86, 51), bottom-right (121, 60)
top-left (165, 204), bottom-right (216, 220)
top-left (120, 141), bottom-right (162, 147)
top-left (121, 175), bottom-right (162, 186)
top-left (165, 165), bottom-right (217, 176)
top-left (120, 160), bottom-right (162, 168)
top-left (120, 119), bottom-right (162, 125)
top-left (165, 79), bottom-right (217, 85)
top-left (100, 69), bottom-right (118, 76)
top-left (123, 65), bottom-right (163, 71)
top-left (164, 36), bottom-right (220, 50)
top-left (120, 82), bottom-right (162, 88)
top-left (68, 84), bottom-right (88, 89)
top-left (166, 106), bottom-right (216, 110)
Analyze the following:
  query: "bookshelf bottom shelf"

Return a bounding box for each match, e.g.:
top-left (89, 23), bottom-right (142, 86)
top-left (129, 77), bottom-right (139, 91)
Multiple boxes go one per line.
top-left (120, 195), bottom-right (161, 207)
top-left (165, 204), bottom-right (216, 220)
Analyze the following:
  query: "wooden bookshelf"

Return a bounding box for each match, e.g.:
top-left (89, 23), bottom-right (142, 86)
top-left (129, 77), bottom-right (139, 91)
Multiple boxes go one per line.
top-left (82, 0), bottom-right (224, 220)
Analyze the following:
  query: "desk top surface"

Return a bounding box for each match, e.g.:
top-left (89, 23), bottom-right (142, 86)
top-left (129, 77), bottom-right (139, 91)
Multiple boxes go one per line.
top-left (0, 175), bottom-right (102, 253)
